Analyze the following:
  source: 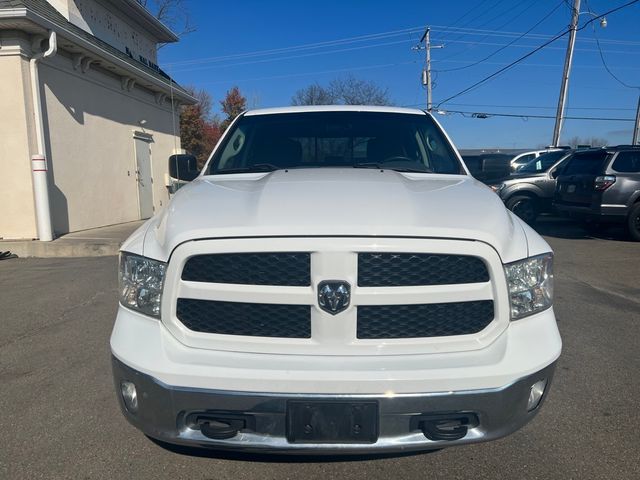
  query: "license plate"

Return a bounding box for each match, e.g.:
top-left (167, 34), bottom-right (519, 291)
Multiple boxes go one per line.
top-left (567, 184), bottom-right (576, 193)
top-left (286, 401), bottom-right (378, 443)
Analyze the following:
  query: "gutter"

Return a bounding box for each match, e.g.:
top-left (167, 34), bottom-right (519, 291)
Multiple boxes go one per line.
top-left (0, 7), bottom-right (27, 17)
top-left (29, 30), bottom-right (57, 241)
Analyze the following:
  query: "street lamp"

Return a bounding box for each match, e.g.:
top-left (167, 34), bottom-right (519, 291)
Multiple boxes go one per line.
top-left (580, 10), bottom-right (607, 27)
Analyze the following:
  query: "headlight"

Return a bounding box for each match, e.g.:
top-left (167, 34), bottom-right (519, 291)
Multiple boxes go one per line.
top-left (503, 253), bottom-right (553, 320)
top-left (119, 252), bottom-right (166, 318)
top-left (490, 183), bottom-right (505, 194)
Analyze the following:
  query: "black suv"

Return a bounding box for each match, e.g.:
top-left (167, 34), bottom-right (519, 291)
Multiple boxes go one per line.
top-left (489, 149), bottom-right (573, 224)
top-left (554, 146), bottom-right (640, 240)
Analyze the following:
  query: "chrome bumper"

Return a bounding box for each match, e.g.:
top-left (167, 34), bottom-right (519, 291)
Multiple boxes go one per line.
top-left (112, 356), bottom-right (556, 454)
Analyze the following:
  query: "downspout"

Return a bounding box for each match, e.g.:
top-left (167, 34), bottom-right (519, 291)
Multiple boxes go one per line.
top-left (29, 31), bottom-right (57, 241)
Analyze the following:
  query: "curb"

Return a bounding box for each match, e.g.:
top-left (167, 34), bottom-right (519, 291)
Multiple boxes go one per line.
top-left (0, 240), bottom-right (120, 258)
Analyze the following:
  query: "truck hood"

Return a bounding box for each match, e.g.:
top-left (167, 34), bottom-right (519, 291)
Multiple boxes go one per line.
top-left (134, 168), bottom-right (531, 262)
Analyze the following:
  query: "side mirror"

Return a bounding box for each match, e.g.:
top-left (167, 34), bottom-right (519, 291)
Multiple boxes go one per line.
top-left (169, 154), bottom-right (199, 182)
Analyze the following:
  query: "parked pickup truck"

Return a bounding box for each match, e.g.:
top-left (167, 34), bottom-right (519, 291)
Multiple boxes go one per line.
top-left (111, 106), bottom-right (561, 454)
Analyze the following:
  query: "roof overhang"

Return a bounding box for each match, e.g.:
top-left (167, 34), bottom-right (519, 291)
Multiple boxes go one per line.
top-left (110, 0), bottom-right (179, 43)
top-left (0, 7), bottom-right (195, 104)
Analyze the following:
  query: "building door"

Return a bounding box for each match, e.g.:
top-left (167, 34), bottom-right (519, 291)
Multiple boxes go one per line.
top-left (133, 133), bottom-right (154, 219)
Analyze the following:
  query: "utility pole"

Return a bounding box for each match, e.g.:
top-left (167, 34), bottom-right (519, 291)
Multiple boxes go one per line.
top-left (414, 27), bottom-right (443, 112)
top-left (633, 94), bottom-right (640, 145)
top-left (552, 0), bottom-right (581, 146)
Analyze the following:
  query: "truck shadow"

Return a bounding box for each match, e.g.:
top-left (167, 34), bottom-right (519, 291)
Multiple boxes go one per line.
top-left (147, 436), bottom-right (440, 463)
top-left (533, 216), bottom-right (632, 242)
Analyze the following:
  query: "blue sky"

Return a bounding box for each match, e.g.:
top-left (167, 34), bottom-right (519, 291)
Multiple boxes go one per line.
top-left (158, 0), bottom-right (640, 149)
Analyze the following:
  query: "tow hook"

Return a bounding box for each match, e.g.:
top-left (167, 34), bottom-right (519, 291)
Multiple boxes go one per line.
top-left (412, 413), bottom-right (479, 441)
top-left (188, 413), bottom-right (255, 440)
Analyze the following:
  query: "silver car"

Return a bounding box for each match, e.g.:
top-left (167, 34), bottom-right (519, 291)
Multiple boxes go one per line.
top-left (491, 150), bottom-right (573, 223)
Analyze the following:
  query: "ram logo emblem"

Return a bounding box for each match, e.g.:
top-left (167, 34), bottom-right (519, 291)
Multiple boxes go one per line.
top-left (317, 281), bottom-right (351, 315)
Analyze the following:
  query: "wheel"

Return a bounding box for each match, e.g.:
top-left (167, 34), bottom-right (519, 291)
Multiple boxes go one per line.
top-left (506, 195), bottom-right (538, 224)
top-left (627, 203), bottom-right (640, 241)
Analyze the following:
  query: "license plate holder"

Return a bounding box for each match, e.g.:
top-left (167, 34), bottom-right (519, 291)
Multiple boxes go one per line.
top-left (286, 401), bottom-right (378, 444)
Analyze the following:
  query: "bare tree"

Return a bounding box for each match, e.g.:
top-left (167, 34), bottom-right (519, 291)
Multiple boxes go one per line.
top-left (185, 86), bottom-right (213, 122)
top-left (291, 83), bottom-right (338, 106)
top-left (329, 75), bottom-right (392, 106)
top-left (291, 76), bottom-right (393, 106)
top-left (140, 0), bottom-right (196, 45)
top-left (566, 136), bottom-right (609, 148)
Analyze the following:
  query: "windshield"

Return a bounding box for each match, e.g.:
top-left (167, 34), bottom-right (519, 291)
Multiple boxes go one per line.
top-left (518, 150), bottom-right (570, 173)
top-left (207, 111), bottom-right (463, 175)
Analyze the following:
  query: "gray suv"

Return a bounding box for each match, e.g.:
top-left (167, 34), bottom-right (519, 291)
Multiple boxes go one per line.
top-left (555, 146), bottom-right (640, 240)
top-left (490, 150), bottom-right (573, 224)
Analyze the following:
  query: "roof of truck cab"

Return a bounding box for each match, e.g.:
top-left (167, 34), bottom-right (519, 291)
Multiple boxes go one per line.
top-left (244, 105), bottom-right (428, 116)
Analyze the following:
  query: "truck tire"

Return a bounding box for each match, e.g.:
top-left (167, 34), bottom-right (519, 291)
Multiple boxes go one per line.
top-left (627, 203), bottom-right (640, 241)
top-left (506, 195), bottom-right (538, 224)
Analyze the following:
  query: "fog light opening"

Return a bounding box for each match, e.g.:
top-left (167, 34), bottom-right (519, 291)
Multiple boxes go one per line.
top-left (527, 379), bottom-right (547, 412)
top-left (121, 380), bottom-right (138, 413)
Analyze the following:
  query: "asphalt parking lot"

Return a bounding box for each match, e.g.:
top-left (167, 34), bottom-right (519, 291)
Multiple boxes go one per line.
top-left (1, 219), bottom-right (639, 479)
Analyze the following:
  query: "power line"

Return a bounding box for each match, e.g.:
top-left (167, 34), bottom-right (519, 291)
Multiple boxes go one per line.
top-left (431, 109), bottom-right (636, 122)
top-left (437, 58), bottom-right (640, 70)
top-left (437, 0), bottom-right (510, 44)
top-left (161, 23), bottom-right (640, 71)
top-left (435, 31), bottom-right (570, 107)
top-left (439, 102), bottom-right (636, 111)
top-left (164, 26), bottom-right (423, 67)
top-left (586, 0), bottom-right (639, 89)
top-left (430, 25), bottom-right (640, 46)
top-left (436, 0), bottom-right (536, 63)
top-left (435, 0), bottom-right (640, 108)
top-left (194, 60), bottom-right (418, 86)
top-left (435, 0), bottom-right (566, 73)
top-left (171, 39), bottom-right (415, 73)
top-left (168, 37), bottom-right (638, 74)
top-left (435, 0), bottom-right (492, 42)
top-left (432, 38), bottom-right (640, 56)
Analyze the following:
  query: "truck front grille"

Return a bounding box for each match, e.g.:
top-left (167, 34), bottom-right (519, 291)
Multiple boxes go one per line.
top-left (357, 300), bottom-right (494, 339)
top-left (182, 252), bottom-right (310, 286)
top-left (358, 253), bottom-right (489, 287)
top-left (176, 299), bottom-right (311, 338)
top-left (167, 238), bottom-right (505, 354)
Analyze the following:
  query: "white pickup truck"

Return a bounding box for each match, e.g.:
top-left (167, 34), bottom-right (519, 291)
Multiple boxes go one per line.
top-left (111, 106), bottom-right (561, 454)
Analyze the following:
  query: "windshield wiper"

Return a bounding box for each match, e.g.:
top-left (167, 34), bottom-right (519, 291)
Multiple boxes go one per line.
top-left (353, 163), bottom-right (432, 173)
top-left (391, 167), bottom-right (433, 173)
top-left (216, 163), bottom-right (282, 175)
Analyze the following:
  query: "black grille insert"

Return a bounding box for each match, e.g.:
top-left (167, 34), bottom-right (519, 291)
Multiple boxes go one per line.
top-left (357, 300), bottom-right (494, 339)
top-left (358, 253), bottom-right (489, 287)
top-left (182, 252), bottom-right (310, 286)
top-left (176, 299), bottom-right (311, 338)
